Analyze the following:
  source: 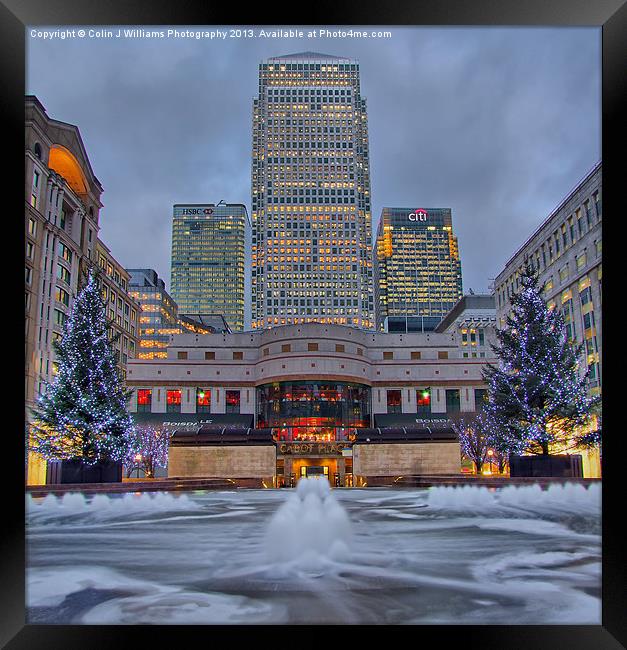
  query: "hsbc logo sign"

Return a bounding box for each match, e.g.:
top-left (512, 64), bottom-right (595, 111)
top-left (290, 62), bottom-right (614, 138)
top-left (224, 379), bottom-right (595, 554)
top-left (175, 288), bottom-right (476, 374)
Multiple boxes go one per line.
top-left (179, 208), bottom-right (214, 216)
top-left (408, 209), bottom-right (428, 222)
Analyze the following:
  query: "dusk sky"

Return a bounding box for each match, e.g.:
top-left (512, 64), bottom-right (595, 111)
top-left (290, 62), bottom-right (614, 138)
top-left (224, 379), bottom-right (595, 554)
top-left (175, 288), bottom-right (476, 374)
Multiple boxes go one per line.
top-left (27, 25), bottom-right (600, 297)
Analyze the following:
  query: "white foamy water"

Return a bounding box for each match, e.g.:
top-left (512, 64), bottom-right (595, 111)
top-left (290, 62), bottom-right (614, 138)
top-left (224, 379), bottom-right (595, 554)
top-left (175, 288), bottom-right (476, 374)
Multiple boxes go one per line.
top-left (26, 482), bottom-right (601, 625)
top-left (264, 478), bottom-right (352, 567)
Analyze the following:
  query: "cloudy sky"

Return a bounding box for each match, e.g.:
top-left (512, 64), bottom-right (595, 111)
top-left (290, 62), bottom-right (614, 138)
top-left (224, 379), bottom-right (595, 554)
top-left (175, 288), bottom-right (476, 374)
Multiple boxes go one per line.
top-left (27, 25), bottom-right (600, 296)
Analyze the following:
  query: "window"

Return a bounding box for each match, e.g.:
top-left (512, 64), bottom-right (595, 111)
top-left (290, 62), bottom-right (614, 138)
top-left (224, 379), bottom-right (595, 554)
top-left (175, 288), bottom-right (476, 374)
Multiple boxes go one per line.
top-left (438, 351), bottom-right (448, 359)
top-left (593, 190), bottom-right (601, 217)
top-left (281, 344), bottom-right (291, 353)
top-left (233, 351), bottom-right (243, 360)
top-left (445, 389), bottom-right (460, 413)
top-left (166, 389), bottom-right (182, 413)
top-left (580, 286), bottom-right (592, 306)
top-left (226, 390), bottom-right (240, 414)
top-left (53, 309), bottom-right (67, 326)
top-left (205, 351), bottom-right (215, 360)
top-left (308, 342), bottom-right (319, 351)
top-left (177, 351), bottom-right (188, 359)
top-left (577, 253), bottom-right (587, 270)
top-left (58, 242), bottom-right (72, 263)
top-left (25, 267), bottom-right (32, 285)
top-left (263, 348), bottom-right (269, 356)
top-left (383, 351), bottom-right (393, 360)
top-left (356, 348), bottom-right (363, 356)
top-left (137, 389), bottom-right (152, 412)
top-left (583, 311), bottom-right (595, 331)
top-left (559, 266), bottom-right (569, 283)
top-left (411, 351), bottom-right (421, 360)
top-left (197, 388), bottom-right (211, 413)
top-left (387, 389), bottom-right (402, 414)
top-left (31, 170), bottom-right (40, 209)
top-left (55, 287), bottom-right (70, 307)
top-left (335, 344), bottom-right (345, 353)
top-left (416, 388), bottom-right (431, 414)
top-left (28, 218), bottom-right (36, 235)
top-left (56, 264), bottom-right (71, 285)
top-left (474, 388), bottom-right (488, 411)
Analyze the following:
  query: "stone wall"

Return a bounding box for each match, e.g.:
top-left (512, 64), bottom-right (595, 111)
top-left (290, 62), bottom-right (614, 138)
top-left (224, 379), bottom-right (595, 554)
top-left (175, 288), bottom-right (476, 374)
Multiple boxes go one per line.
top-left (352, 442), bottom-right (461, 477)
top-left (168, 445), bottom-right (276, 484)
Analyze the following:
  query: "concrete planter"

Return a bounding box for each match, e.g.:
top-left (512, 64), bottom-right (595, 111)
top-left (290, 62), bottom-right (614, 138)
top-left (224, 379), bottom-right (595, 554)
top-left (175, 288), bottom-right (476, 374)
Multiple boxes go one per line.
top-left (46, 459), bottom-right (123, 484)
top-left (509, 454), bottom-right (583, 478)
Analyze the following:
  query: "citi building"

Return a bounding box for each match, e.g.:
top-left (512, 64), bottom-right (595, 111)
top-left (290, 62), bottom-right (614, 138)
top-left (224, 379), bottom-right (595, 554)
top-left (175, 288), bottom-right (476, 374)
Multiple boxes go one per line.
top-left (251, 52), bottom-right (375, 330)
top-left (374, 207), bottom-right (463, 331)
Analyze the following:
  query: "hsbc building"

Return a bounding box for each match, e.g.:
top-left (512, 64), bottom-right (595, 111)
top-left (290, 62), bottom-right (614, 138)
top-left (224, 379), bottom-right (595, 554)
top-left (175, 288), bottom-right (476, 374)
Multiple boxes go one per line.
top-left (171, 203), bottom-right (251, 331)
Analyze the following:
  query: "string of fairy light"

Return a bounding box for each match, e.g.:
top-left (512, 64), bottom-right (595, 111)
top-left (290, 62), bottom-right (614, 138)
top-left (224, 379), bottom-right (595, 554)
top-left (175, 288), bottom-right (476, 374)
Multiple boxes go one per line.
top-left (483, 267), bottom-right (599, 454)
top-left (29, 272), bottom-right (134, 465)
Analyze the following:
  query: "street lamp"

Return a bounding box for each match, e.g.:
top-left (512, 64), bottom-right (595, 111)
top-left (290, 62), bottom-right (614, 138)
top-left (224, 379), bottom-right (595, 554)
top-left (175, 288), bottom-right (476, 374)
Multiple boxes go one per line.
top-left (487, 448), bottom-right (494, 475)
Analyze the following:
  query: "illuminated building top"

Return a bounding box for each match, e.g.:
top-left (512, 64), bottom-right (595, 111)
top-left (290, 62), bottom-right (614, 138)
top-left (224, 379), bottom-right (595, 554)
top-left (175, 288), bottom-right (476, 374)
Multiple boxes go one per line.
top-left (251, 53), bottom-right (374, 330)
top-left (374, 207), bottom-right (463, 330)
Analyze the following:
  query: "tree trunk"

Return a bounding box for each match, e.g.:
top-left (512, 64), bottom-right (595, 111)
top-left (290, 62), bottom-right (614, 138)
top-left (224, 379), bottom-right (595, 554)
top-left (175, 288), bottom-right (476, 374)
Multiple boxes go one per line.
top-left (475, 460), bottom-right (483, 474)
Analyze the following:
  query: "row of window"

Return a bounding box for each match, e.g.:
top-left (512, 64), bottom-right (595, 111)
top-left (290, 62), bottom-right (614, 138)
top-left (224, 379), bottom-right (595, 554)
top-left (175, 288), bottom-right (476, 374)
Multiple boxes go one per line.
top-left (497, 188), bottom-right (601, 307)
top-left (134, 387), bottom-right (488, 416)
top-left (175, 346), bottom-right (456, 360)
top-left (385, 388), bottom-right (487, 414)
top-left (98, 255), bottom-right (128, 291)
top-left (136, 388), bottom-right (240, 413)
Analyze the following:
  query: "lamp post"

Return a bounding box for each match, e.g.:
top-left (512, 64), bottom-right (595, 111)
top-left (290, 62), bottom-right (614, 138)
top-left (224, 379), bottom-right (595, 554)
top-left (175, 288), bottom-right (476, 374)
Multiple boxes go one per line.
top-left (487, 448), bottom-right (494, 475)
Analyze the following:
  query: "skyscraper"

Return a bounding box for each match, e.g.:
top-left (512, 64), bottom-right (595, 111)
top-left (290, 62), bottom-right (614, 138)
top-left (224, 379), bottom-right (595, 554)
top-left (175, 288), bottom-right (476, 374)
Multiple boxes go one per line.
top-left (171, 203), bottom-right (250, 331)
top-left (251, 52), bottom-right (374, 329)
top-left (374, 207), bottom-right (463, 331)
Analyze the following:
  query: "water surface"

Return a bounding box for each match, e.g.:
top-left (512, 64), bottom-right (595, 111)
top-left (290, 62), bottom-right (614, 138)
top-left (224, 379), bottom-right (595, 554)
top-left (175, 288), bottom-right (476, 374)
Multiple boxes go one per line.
top-left (26, 480), bottom-right (601, 624)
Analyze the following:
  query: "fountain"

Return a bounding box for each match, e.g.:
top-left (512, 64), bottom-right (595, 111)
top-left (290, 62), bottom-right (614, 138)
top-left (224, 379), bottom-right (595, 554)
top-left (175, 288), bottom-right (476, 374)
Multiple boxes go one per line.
top-left (26, 482), bottom-right (601, 624)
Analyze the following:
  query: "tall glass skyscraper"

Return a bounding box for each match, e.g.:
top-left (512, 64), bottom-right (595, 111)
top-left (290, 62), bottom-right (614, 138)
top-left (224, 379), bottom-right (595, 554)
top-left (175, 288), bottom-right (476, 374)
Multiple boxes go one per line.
top-left (171, 203), bottom-right (250, 331)
top-left (374, 207), bottom-right (463, 331)
top-left (251, 52), bottom-right (374, 330)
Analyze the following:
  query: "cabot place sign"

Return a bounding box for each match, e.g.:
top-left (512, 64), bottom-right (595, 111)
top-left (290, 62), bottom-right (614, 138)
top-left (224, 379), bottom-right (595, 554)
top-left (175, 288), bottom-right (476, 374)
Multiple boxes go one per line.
top-left (408, 208), bottom-right (428, 222)
top-left (279, 442), bottom-right (351, 455)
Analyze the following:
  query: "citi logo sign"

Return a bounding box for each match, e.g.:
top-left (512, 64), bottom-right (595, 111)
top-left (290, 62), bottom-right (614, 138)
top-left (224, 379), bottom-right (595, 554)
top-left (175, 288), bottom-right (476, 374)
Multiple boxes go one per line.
top-left (408, 209), bottom-right (428, 222)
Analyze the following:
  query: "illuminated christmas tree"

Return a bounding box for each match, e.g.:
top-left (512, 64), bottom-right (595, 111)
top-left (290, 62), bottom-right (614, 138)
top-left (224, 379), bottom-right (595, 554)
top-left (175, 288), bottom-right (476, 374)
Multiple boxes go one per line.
top-left (29, 270), bottom-right (133, 465)
top-left (124, 426), bottom-right (170, 478)
top-left (483, 264), bottom-right (600, 456)
top-left (451, 411), bottom-right (491, 474)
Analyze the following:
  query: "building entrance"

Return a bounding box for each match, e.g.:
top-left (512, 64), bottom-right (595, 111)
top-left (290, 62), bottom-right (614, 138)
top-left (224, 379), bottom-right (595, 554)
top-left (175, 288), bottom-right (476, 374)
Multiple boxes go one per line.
top-left (289, 457), bottom-right (339, 486)
top-left (301, 465), bottom-right (328, 479)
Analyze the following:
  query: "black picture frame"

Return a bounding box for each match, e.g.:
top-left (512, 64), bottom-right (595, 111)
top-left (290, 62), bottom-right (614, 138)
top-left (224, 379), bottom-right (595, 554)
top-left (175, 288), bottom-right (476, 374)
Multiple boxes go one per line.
top-left (3, 0), bottom-right (623, 647)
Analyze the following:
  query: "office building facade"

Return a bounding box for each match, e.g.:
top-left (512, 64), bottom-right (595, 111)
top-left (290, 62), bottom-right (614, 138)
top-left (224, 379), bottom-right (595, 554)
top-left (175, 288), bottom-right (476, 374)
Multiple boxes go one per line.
top-left (25, 96), bottom-right (136, 484)
top-left (26, 96), bottom-right (101, 419)
top-left (493, 162), bottom-right (602, 394)
top-left (374, 207), bottom-right (463, 331)
top-left (251, 52), bottom-right (375, 330)
top-left (171, 203), bottom-right (250, 331)
top-left (94, 240), bottom-right (141, 381)
top-left (126, 322), bottom-right (494, 485)
top-left (435, 294), bottom-right (497, 362)
top-left (128, 268), bottom-right (217, 360)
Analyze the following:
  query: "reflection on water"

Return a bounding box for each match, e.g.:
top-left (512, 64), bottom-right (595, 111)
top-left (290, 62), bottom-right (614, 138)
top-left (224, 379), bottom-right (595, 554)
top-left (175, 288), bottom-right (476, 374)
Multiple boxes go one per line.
top-left (26, 480), bottom-right (601, 625)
